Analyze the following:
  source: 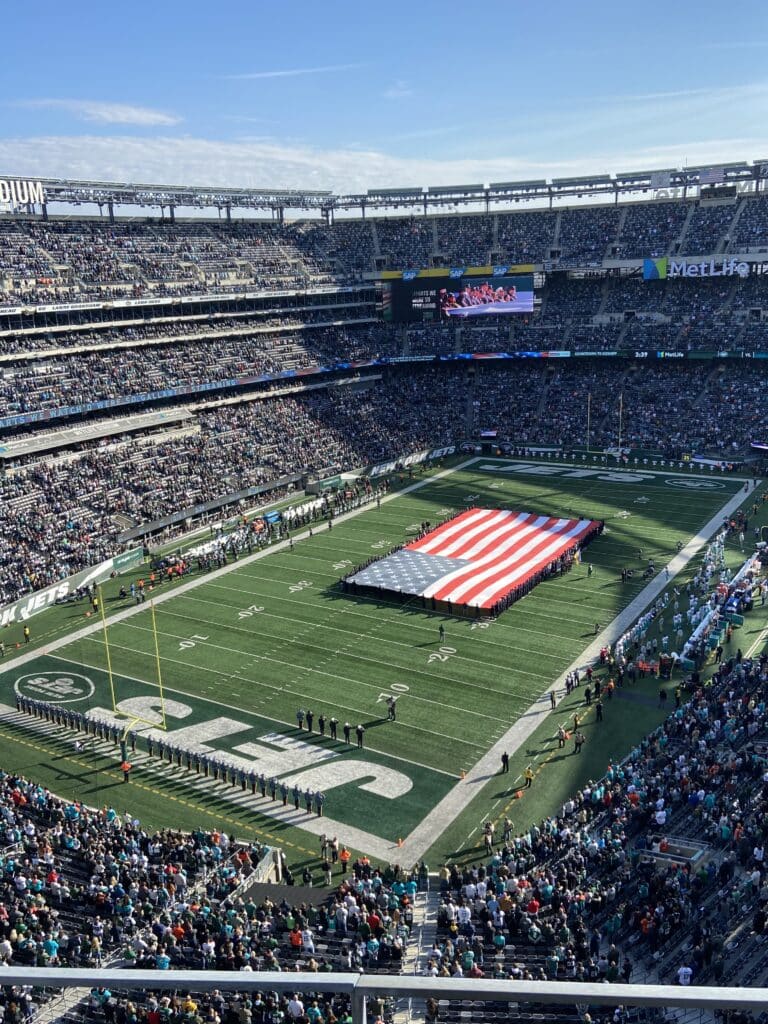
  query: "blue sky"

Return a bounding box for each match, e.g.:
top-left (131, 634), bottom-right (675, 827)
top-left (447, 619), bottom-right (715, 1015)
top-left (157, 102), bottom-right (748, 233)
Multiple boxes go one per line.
top-left (3, 0), bottom-right (768, 193)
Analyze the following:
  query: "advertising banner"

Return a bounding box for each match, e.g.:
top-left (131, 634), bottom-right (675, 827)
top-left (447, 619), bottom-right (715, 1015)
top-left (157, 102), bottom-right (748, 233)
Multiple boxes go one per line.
top-left (0, 548), bottom-right (143, 628)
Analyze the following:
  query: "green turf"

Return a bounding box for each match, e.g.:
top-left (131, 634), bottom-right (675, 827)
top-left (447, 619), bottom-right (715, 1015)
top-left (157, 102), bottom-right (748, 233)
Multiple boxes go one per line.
top-left (0, 456), bottom-right (762, 868)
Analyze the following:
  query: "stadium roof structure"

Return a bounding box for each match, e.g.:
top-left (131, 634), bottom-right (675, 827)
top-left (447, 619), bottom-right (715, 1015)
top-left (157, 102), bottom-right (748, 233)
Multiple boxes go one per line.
top-left (14, 177), bottom-right (334, 216)
top-left (2, 159), bottom-right (767, 218)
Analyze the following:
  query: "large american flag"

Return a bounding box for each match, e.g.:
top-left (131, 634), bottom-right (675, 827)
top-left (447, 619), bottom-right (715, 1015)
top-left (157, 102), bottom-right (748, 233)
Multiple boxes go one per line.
top-left (348, 508), bottom-right (601, 611)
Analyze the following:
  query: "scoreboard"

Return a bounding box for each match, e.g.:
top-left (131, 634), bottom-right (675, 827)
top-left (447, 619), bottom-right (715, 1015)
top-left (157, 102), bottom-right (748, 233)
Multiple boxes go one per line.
top-left (378, 271), bottom-right (535, 323)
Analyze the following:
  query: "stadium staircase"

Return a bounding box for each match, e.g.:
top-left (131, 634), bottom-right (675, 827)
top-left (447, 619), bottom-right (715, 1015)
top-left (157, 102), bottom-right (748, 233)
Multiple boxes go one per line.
top-left (392, 885), bottom-right (440, 1024)
top-left (551, 209), bottom-right (563, 252)
top-left (727, 317), bottom-right (749, 350)
top-left (614, 321), bottom-right (631, 349)
top-left (535, 364), bottom-right (556, 422)
top-left (605, 204), bottom-right (629, 261)
top-left (673, 201), bottom-right (698, 254)
top-left (491, 214), bottom-right (500, 255)
top-left (464, 367), bottom-right (476, 434)
top-left (370, 218), bottom-right (382, 260)
top-left (715, 198), bottom-right (744, 253)
top-left (595, 276), bottom-right (615, 316)
top-left (693, 363), bottom-right (725, 409)
top-left (724, 196), bottom-right (748, 252)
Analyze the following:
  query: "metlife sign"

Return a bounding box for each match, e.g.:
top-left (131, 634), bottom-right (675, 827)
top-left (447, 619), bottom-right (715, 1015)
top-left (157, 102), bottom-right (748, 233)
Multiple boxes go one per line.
top-left (643, 256), bottom-right (750, 280)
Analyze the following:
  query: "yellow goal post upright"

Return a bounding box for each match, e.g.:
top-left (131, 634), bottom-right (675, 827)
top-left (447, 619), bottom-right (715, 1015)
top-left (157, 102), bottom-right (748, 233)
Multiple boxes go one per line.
top-left (97, 587), bottom-right (168, 752)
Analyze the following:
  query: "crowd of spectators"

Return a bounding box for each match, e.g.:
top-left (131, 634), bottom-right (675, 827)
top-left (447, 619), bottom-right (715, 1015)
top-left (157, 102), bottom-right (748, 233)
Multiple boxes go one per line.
top-left (557, 208), bottom-right (622, 264)
top-left (471, 359), bottom-right (768, 457)
top-left (495, 209), bottom-right (556, 264)
top-left (432, 642), bottom-right (768, 997)
top-left (0, 366), bottom-right (468, 605)
top-left (375, 218), bottom-right (433, 269)
top-left (684, 204), bottom-right (738, 255)
top-left (0, 303), bottom-right (377, 357)
top-left (0, 766), bottom-right (268, 965)
top-left (3, 354), bottom-right (768, 607)
top-left (733, 195), bottom-right (768, 251)
top-left (0, 761), bottom-right (419, 1022)
top-left (435, 217), bottom-right (494, 267)
top-left (3, 562), bottom-right (768, 1019)
top-left (3, 198), bottom-right (768, 1024)
top-left (611, 202), bottom-right (689, 260)
top-left (2, 192), bottom-right (766, 311)
top-left (0, 324), bottom-right (402, 420)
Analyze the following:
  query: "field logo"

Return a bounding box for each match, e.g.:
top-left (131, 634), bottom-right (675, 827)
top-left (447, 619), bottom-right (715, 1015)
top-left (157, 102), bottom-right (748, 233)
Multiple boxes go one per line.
top-left (15, 673), bottom-right (95, 703)
top-left (643, 257), bottom-right (668, 280)
top-left (665, 478), bottom-right (726, 490)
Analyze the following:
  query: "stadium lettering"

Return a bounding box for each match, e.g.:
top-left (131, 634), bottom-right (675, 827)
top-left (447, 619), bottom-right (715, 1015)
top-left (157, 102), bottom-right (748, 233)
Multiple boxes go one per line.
top-left (86, 702), bottom-right (412, 797)
top-left (478, 463), bottom-right (655, 484)
top-left (0, 582), bottom-right (70, 626)
top-left (283, 760), bottom-right (412, 799)
top-left (668, 258), bottom-right (749, 279)
top-left (368, 445), bottom-right (456, 477)
top-left (0, 179), bottom-right (45, 206)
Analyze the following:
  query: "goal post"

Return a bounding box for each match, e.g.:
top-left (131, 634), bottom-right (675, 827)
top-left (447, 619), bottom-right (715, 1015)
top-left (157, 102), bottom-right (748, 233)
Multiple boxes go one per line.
top-left (97, 586), bottom-right (168, 732)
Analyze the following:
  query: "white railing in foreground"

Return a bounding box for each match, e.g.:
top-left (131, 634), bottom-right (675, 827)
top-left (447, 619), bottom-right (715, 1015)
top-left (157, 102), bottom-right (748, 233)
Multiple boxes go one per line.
top-left (6, 968), bottom-right (768, 1024)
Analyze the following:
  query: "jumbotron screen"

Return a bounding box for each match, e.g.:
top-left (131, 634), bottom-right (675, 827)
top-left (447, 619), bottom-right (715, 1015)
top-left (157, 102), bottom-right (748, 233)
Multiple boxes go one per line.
top-left (378, 273), bottom-right (534, 323)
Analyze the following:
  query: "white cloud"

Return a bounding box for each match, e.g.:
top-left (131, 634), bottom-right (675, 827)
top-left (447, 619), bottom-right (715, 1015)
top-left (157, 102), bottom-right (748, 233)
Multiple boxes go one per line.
top-left (383, 80), bottom-right (413, 100)
top-left (226, 64), bottom-right (364, 80)
top-left (616, 81), bottom-right (768, 105)
top-left (16, 99), bottom-right (181, 126)
top-left (1, 133), bottom-right (765, 197)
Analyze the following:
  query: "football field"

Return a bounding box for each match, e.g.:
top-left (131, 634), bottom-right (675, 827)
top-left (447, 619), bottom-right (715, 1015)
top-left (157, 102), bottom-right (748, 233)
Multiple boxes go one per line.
top-left (0, 457), bottom-right (753, 865)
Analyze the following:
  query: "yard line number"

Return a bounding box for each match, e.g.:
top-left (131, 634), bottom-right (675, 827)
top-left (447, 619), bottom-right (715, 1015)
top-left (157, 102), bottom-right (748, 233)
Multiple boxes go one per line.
top-left (238, 604), bottom-right (265, 620)
top-left (288, 580), bottom-right (313, 593)
top-left (179, 633), bottom-right (210, 651)
top-left (428, 646), bottom-right (457, 664)
top-left (377, 682), bottom-right (410, 704)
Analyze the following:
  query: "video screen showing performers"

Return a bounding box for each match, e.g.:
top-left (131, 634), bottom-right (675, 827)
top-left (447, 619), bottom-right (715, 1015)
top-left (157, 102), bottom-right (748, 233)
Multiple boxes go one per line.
top-left (440, 275), bottom-right (534, 318)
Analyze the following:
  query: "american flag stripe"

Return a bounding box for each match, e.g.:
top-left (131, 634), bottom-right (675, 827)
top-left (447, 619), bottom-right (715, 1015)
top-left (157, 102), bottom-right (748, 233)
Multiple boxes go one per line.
top-left (454, 519), bottom-right (594, 608)
top-left (412, 508), bottom-right (498, 554)
top-left (428, 516), bottom-right (569, 603)
top-left (423, 510), bottom-right (531, 560)
top-left (419, 514), bottom-right (557, 599)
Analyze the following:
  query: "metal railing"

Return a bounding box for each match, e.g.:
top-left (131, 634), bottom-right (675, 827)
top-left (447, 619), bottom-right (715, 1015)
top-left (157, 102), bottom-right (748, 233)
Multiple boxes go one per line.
top-left (4, 968), bottom-right (768, 1024)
